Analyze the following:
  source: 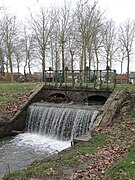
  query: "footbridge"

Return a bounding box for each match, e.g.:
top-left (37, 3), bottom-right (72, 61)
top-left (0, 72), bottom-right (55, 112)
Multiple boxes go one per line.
top-left (44, 85), bottom-right (112, 104)
top-left (43, 69), bottom-right (116, 103)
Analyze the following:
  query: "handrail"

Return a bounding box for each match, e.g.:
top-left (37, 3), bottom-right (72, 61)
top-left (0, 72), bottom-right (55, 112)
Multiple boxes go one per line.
top-left (44, 69), bottom-right (116, 89)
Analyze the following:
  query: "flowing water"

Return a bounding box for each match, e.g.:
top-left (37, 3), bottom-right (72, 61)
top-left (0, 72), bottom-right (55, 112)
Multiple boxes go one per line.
top-left (0, 102), bottom-right (100, 179)
top-left (0, 134), bottom-right (71, 179)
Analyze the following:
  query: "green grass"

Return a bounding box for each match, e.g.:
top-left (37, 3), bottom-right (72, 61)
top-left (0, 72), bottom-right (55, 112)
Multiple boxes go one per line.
top-left (79, 134), bottom-right (108, 154)
top-left (104, 143), bottom-right (135, 180)
top-left (0, 83), bottom-right (37, 93)
top-left (131, 108), bottom-right (135, 117)
top-left (0, 96), bottom-right (15, 111)
top-left (26, 162), bottom-right (57, 177)
top-left (62, 153), bottom-right (78, 165)
top-left (104, 108), bottom-right (135, 180)
top-left (116, 84), bottom-right (135, 91)
top-left (0, 83), bottom-right (37, 112)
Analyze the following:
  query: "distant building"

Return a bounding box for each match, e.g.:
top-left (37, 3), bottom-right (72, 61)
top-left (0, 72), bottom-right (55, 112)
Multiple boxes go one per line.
top-left (101, 70), bottom-right (116, 83)
top-left (129, 72), bottom-right (135, 84)
top-left (33, 72), bottom-right (42, 78)
top-left (116, 74), bottom-right (127, 84)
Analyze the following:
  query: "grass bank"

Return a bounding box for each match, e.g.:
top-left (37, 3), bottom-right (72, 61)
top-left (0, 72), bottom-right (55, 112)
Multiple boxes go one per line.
top-left (0, 83), bottom-right (37, 112)
top-left (104, 143), bottom-right (135, 179)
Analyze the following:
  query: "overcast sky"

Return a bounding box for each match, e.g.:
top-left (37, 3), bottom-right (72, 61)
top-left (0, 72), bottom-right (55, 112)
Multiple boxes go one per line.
top-left (0, 0), bottom-right (135, 73)
top-left (1, 0), bottom-right (135, 24)
top-left (99, 0), bottom-right (135, 23)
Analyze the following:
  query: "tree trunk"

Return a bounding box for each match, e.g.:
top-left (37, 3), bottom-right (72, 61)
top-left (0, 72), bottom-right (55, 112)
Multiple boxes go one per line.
top-left (8, 48), bottom-right (13, 83)
top-left (61, 42), bottom-right (65, 82)
top-left (127, 51), bottom-right (130, 84)
top-left (24, 61), bottom-right (27, 82)
top-left (16, 57), bottom-right (20, 73)
top-left (42, 49), bottom-right (45, 82)
top-left (70, 51), bottom-right (74, 86)
top-left (51, 41), bottom-right (54, 69)
top-left (55, 50), bottom-right (58, 85)
top-left (95, 47), bottom-right (99, 80)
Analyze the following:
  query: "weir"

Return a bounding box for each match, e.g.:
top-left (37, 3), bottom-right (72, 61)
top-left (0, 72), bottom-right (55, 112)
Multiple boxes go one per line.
top-left (0, 84), bottom-right (111, 138)
top-left (25, 102), bottom-right (100, 141)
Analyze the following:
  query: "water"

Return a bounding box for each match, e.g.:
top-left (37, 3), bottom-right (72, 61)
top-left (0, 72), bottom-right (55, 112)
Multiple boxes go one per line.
top-left (0, 102), bottom-right (100, 179)
top-left (0, 133), bottom-right (71, 179)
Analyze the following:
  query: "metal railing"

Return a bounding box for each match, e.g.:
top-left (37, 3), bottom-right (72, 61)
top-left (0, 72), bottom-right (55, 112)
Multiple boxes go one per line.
top-left (44, 69), bottom-right (116, 89)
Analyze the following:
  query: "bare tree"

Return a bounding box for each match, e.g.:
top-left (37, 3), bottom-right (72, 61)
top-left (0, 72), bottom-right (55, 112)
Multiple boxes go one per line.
top-left (116, 47), bottom-right (127, 74)
top-left (74, 1), bottom-right (99, 71)
top-left (0, 47), bottom-right (4, 73)
top-left (89, 8), bottom-right (104, 80)
top-left (119, 19), bottom-right (135, 83)
top-left (29, 7), bottom-right (54, 82)
top-left (13, 40), bottom-right (23, 73)
top-left (1, 13), bottom-right (20, 82)
top-left (20, 27), bottom-right (36, 81)
top-left (73, 0), bottom-right (104, 83)
top-left (74, 0), bottom-right (89, 72)
top-left (101, 20), bottom-right (118, 71)
top-left (0, 18), bottom-right (5, 73)
top-left (47, 8), bottom-right (60, 71)
top-left (56, 1), bottom-right (72, 81)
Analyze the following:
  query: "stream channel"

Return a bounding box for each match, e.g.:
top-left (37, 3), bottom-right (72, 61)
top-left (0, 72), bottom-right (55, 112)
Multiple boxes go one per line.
top-left (0, 133), bottom-right (71, 179)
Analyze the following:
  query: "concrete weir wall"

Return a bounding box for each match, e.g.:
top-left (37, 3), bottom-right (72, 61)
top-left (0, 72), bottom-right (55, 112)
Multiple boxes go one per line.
top-left (73, 88), bottom-right (127, 143)
top-left (93, 88), bottom-right (127, 128)
top-left (0, 84), bottom-right (45, 138)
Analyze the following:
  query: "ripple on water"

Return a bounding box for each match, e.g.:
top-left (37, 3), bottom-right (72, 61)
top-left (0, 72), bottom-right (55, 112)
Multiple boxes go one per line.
top-left (0, 133), bottom-right (71, 178)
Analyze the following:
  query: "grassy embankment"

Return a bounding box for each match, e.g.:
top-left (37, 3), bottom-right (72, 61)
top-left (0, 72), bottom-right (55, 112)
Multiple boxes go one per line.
top-left (2, 84), bottom-right (135, 180)
top-left (0, 83), bottom-right (37, 112)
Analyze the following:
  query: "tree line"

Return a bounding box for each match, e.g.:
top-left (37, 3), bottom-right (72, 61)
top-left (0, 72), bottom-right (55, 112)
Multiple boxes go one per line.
top-left (0, 0), bottom-right (135, 83)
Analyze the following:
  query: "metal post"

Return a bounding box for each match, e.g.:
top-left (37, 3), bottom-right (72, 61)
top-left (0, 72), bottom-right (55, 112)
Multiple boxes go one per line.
top-left (65, 69), bottom-right (67, 86)
top-left (44, 70), bottom-right (46, 85)
top-left (106, 66), bottom-right (109, 94)
top-left (55, 70), bottom-right (58, 87)
top-left (100, 70), bottom-right (102, 87)
top-left (80, 70), bottom-right (83, 87)
top-left (94, 70), bottom-right (96, 87)
top-left (113, 70), bottom-right (116, 88)
top-left (60, 70), bottom-right (62, 87)
top-left (72, 70), bottom-right (75, 87)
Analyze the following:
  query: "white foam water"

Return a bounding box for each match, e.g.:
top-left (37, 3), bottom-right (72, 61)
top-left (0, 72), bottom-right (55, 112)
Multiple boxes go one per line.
top-left (13, 133), bottom-right (71, 154)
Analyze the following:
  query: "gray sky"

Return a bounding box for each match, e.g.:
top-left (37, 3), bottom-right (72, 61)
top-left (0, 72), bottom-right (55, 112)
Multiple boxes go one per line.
top-left (1, 0), bottom-right (135, 24)
top-left (0, 0), bottom-right (135, 73)
top-left (99, 0), bottom-right (135, 23)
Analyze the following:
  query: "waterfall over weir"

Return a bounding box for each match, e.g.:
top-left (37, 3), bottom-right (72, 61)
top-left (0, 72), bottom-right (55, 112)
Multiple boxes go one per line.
top-left (26, 102), bottom-right (99, 141)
